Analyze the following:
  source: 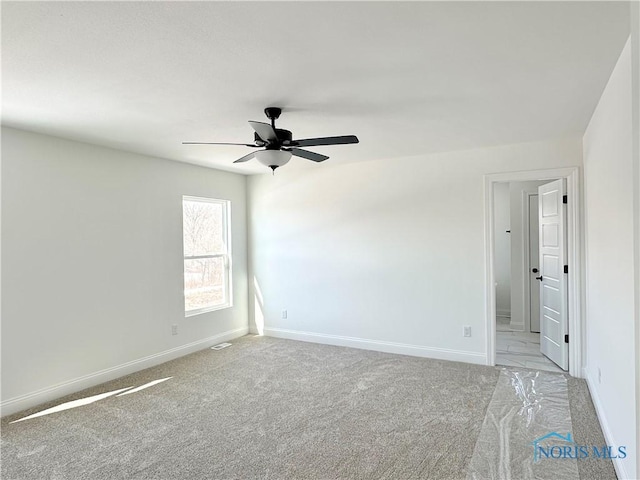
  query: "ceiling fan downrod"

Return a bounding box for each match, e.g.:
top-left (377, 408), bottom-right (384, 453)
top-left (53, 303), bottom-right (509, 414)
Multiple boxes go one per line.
top-left (264, 107), bottom-right (281, 129)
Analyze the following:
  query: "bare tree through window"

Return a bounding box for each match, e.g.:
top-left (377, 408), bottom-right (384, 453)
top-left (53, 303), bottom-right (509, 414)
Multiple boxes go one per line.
top-left (183, 197), bottom-right (231, 314)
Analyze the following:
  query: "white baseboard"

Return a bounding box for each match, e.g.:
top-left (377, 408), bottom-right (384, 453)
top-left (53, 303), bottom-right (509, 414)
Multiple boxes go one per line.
top-left (263, 327), bottom-right (486, 365)
top-left (0, 326), bottom-right (248, 417)
top-left (584, 367), bottom-right (631, 480)
top-left (497, 309), bottom-right (511, 318)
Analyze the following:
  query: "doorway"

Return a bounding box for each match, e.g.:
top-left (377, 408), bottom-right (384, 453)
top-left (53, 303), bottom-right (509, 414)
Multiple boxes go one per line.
top-left (484, 168), bottom-right (582, 377)
top-left (493, 180), bottom-right (563, 372)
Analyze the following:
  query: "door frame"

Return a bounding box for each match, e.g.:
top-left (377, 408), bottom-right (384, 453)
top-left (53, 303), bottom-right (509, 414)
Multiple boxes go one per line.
top-left (484, 167), bottom-right (582, 377)
top-left (523, 190), bottom-right (540, 334)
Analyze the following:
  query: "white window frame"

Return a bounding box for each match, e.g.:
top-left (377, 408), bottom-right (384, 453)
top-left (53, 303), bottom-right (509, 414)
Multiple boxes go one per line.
top-left (182, 196), bottom-right (233, 317)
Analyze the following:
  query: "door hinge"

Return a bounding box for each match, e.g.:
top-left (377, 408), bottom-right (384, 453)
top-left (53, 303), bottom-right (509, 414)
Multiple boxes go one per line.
top-left (564, 265), bottom-right (568, 274)
top-left (562, 195), bottom-right (568, 204)
top-left (564, 334), bottom-right (569, 343)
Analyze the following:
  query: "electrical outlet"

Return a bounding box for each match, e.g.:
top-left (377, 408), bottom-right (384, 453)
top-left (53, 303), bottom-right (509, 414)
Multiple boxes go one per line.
top-left (463, 326), bottom-right (471, 337)
top-left (171, 324), bottom-right (178, 336)
top-left (598, 368), bottom-right (602, 384)
top-left (282, 310), bottom-right (287, 319)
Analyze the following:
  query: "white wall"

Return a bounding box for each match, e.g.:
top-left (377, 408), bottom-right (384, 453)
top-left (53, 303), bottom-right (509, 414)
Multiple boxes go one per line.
top-left (493, 182), bottom-right (511, 317)
top-left (248, 137), bottom-right (581, 364)
top-left (508, 180), bottom-right (548, 330)
top-left (1, 127), bottom-right (249, 415)
top-left (633, 4), bottom-right (640, 476)
top-left (583, 38), bottom-right (637, 479)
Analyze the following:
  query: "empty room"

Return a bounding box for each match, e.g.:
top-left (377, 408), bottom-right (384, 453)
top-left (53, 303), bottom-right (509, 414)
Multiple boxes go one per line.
top-left (1, 1), bottom-right (639, 479)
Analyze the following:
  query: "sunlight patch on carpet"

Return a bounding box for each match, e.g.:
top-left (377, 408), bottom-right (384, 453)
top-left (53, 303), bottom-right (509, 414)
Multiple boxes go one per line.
top-left (11, 377), bottom-right (174, 423)
top-left (116, 377), bottom-right (172, 396)
top-left (10, 387), bottom-right (132, 423)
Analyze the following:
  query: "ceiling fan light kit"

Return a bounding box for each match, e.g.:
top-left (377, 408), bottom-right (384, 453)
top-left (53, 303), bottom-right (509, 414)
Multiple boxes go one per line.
top-left (183, 107), bottom-right (359, 173)
top-left (255, 149), bottom-right (292, 172)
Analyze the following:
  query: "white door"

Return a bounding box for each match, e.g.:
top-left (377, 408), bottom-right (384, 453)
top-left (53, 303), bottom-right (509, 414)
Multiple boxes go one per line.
top-left (538, 179), bottom-right (568, 370)
top-left (528, 195), bottom-right (540, 333)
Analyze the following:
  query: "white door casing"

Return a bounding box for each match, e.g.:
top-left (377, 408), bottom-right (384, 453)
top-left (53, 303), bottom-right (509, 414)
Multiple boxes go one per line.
top-left (538, 179), bottom-right (569, 370)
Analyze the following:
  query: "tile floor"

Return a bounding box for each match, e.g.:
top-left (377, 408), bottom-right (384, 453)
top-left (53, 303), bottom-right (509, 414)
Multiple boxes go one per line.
top-left (495, 317), bottom-right (565, 373)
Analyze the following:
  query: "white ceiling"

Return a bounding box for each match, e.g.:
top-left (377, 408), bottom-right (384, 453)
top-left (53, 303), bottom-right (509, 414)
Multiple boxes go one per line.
top-left (2, 1), bottom-right (630, 174)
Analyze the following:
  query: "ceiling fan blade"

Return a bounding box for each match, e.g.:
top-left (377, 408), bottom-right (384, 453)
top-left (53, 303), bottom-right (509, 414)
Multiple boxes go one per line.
top-left (289, 148), bottom-right (329, 163)
top-left (290, 135), bottom-right (359, 147)
top-left (248, 121), bottom-right (278, 142)
top-left (233, 152), bottom-right (256, 163)
top-left (182, 142), bottom-right (259, 147)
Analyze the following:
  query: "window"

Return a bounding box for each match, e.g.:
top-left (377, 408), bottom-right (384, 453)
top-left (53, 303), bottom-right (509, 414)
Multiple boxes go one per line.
top-left (182, 196), bottom-right (232, 316)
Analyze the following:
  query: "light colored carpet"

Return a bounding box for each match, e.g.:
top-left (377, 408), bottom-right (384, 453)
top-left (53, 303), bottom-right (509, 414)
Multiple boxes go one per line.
top-left (566, 377), bottom-right (617, 480)
top-left (1, 335), bottom-right (613, 479)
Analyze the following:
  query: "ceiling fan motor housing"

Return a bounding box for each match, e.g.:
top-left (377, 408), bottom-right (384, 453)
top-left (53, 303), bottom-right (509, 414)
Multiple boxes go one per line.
top-left (254, 129), bottom-right (292, 147)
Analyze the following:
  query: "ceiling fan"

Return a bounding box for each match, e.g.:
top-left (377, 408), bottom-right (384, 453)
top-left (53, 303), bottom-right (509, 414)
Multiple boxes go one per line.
top-left (183, 107), bottom-right (359, 172)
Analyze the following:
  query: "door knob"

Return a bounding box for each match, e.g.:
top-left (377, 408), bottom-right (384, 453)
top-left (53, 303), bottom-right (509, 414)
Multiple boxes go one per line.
top-left (535, 276), bottom-right (543, 281)
top-left (532, 268), bottom-right (539, 273)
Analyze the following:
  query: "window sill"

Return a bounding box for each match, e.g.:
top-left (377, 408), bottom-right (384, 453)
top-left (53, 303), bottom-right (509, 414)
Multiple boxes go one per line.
top-left (185, 303), bottom-right (232, 317)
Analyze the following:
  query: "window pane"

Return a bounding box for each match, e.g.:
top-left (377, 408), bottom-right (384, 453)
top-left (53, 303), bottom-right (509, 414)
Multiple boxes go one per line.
top-left (184, 257), bottom-right (226, 311)
top-left (183, 200), bottom-right (225, 256)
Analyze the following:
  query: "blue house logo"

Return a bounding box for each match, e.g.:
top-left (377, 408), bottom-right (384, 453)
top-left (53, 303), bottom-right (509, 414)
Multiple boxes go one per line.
top-left (531, 432), bottom-right (575, 462)
top-left (532, 431), bottom-right (627, 462)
